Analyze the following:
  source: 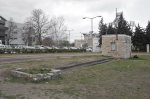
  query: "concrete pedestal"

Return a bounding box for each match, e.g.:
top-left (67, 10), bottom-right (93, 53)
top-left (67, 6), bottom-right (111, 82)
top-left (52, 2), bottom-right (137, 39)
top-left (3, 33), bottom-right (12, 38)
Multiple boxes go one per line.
top-left (147, 44), bottom-right (149, 53)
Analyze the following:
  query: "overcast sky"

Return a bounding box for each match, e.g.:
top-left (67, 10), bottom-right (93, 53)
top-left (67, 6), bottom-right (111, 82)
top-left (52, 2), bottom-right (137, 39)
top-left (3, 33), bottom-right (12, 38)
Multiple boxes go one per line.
top-left (0, 0), bottom-right (150, 42)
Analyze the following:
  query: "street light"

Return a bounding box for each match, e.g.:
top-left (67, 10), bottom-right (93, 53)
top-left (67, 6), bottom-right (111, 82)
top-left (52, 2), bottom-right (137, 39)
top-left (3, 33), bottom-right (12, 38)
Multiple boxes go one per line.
top-left (83, 16), bottom-right (102, 34)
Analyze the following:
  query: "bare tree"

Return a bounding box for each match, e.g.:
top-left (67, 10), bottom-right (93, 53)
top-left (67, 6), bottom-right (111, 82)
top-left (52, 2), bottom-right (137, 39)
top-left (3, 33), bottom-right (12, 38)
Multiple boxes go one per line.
top-left (42, 37), bottom-right (54, 47)
top-left (6, 18), bottom-right (17, 45)
top-left (49, 16), bottom-right (67, 46)
top-left (27, 9), bottom-right (50, 45)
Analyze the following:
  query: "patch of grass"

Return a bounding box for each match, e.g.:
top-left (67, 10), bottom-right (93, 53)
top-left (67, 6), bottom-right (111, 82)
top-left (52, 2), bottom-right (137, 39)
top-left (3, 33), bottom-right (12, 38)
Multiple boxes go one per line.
top-left (45, 55), bottom-right (150, 99)
top-left (0, 53), bottom-right (103, 70)
top-left (19, 68), bottom-right (51, 74)
top-left (129, 55), bottom-right (147, 60)
top-left (0, 90), bottom-right (3, 97)
top-left (0, 90), bottom-right (26, 99)
top-left (1, 54), bottom-right (150, 99)
top-left (62, 87), bottom-right (81, 98)
top-left (8, 76), bottom-right (29, 84)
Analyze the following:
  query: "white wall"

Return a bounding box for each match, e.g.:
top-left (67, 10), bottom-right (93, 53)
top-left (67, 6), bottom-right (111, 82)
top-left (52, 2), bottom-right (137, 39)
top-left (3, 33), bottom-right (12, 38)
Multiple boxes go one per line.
top-left (92, 37), bottom-right (101, 52)
top-left (5, 21), bottom-right (25, 45)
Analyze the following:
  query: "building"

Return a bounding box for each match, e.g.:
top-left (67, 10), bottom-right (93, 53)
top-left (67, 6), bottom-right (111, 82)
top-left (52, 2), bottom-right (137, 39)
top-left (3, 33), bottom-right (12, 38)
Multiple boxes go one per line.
top-left (5, 22), bottom-right (25, 46)
top-left (92, 37), bottom-right (101, 52)
top-left (5, 21), bottom-right (36, 46)
top-left (83, 33), bottom-right (100, 52)
top-left (74, 33), bottom-right (101, 52)
top-left (101, 34), bottom-right (131, 58)
top-left (74, 40), bottom-right (86, 49)
top-left (0, 16), bottom-right (8, 44)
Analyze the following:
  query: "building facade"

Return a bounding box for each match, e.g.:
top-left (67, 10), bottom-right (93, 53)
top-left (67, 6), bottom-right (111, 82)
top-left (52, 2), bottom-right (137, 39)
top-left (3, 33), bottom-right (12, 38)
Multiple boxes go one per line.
top-left (5, 21), bottom-right (36, 46)
top-left (74, 40), bottom-right (86, 49)
top-left (101, 34), bottom-right (131, 58)
top-left (83, 33), bottom-right (101, 52)
top-left (0, 16), bottom-right (8, 44)
top-left (74, 33), bottom-right (101, 52)
top-left (5, 22), bottom-right (25, 46)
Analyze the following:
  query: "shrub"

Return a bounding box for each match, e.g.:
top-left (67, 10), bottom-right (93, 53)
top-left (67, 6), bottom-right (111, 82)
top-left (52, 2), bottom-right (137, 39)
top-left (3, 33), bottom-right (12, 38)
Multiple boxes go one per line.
top-left (133, 55), bottom-right (139, 58)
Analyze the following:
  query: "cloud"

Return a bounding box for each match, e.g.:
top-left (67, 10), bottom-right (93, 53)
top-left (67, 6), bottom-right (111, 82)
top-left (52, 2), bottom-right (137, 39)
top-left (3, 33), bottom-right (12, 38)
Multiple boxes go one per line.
top-left (125, 0), bottom-right (150, 27)
top-left (0, 0), bottom-right (37, 22)
top-left (87, 0), bottom-right (124, 13)
top-left (0, 0), bottom-right (150, 42)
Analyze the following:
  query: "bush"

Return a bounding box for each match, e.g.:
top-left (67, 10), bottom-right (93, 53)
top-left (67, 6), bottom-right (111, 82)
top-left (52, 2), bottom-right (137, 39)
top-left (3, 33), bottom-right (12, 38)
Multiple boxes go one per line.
top-left (133, 55), bottom-right (139, 58)
top-left (0, 49), bottom-right (5, 53)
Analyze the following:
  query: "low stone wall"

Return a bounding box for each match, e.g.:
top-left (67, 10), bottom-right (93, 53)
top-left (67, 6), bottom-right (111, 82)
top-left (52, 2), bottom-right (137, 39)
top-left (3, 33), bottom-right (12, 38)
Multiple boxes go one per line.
top-left (11, 68), bottom-right (61, 82)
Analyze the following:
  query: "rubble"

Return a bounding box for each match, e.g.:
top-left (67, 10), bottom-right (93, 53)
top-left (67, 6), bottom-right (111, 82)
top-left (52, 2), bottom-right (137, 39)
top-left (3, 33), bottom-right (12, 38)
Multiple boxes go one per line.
top-left (11, 68), bottom-right (61, 82)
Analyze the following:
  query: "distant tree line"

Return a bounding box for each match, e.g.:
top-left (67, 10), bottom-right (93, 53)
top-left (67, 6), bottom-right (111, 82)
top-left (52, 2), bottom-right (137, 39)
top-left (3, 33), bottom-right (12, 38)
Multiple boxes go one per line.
top-left (99, 14), bottom-right (150, 52)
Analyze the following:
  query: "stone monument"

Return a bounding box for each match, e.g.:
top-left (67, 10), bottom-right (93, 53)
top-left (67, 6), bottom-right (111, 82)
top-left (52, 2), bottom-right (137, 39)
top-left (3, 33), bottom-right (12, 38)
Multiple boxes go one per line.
top-left (101, 34), bottom-right (131, 58)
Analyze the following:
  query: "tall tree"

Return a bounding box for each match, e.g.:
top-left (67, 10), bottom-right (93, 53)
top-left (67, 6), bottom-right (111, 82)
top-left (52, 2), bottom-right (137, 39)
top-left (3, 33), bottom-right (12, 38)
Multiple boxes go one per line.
top-left (49, 16), bottom-right (67, 46)
top-left (107, 24), bottom-right (115, 34)
top-left (132, 24), bottom-right (147, 51)
top-left (146, 21), bottom-right (150, 44)
top-left (27, 9), bottom-right (50, 45)
top-left (6, 18), bottom-right (17, 45)
top-left (117, 14), bottom-right (132, 36)
top-left (58, 40), bottom-right (70, 48)
top-left (98, 18), bottom-right (107, 46)
top-left (42, 37), bottom-right (54, 47)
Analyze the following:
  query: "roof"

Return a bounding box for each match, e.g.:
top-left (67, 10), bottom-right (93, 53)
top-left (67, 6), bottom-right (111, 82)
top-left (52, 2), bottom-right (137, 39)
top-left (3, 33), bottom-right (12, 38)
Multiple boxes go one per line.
top-left (0, 16), bottom-right (7, 21)
top-left (102, 34), bottom-right (131, 38)
top-left (83, 33), bottom-right (99, 37)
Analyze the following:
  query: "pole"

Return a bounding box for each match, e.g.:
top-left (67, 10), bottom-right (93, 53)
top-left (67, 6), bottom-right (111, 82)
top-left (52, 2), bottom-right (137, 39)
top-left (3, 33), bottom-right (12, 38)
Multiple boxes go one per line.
top-left (69, 31), bottom-right (70, 44)
top-left (80, 32), bottom-right (82, 40)
top-left (116, 8), bottom-right (118, 40)
top-left (91, 18), bottom-right (93, 34)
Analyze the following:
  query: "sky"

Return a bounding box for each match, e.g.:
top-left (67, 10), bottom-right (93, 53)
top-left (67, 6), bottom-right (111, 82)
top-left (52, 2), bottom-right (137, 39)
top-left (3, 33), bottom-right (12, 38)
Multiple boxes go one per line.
top-left (0, 0), bottom-right (150, 42)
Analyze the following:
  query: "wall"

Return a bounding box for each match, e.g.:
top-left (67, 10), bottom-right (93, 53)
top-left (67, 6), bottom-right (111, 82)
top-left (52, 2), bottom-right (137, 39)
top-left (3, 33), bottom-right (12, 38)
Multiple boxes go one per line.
top-left (74, 33), bottom-right (101, 52)
top-left (74, 40), bottom-right (86, 48)
top-left (5, 21), bottom-right (25, 45)
top-left (102, 34), bottom-right (131, 58)
top-left (92, 37), bottom-right (101, 52)
top-left (0, 16), bottom-right (7, 44)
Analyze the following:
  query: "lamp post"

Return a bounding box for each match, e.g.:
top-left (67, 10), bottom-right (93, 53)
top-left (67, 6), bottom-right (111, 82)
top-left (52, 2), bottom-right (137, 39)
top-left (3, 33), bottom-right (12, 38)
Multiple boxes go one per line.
top-left (83, 16), bottom-right (102, 35)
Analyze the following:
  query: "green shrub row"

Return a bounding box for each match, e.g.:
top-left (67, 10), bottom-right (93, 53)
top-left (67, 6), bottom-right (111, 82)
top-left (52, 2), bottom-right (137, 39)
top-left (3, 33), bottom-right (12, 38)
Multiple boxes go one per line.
top-left (0, 48), bottom-right (86, 54)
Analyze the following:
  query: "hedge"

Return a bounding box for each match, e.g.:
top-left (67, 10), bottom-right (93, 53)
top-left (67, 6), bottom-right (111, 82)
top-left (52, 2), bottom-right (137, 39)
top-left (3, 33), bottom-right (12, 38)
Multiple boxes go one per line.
top-left (0, 48), bottom-right (86, 54)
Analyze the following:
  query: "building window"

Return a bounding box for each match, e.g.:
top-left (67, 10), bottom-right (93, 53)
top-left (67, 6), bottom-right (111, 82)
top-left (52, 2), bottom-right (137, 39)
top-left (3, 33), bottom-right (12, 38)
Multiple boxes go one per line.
top-left (111, 42), bottom-right (116, 51)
